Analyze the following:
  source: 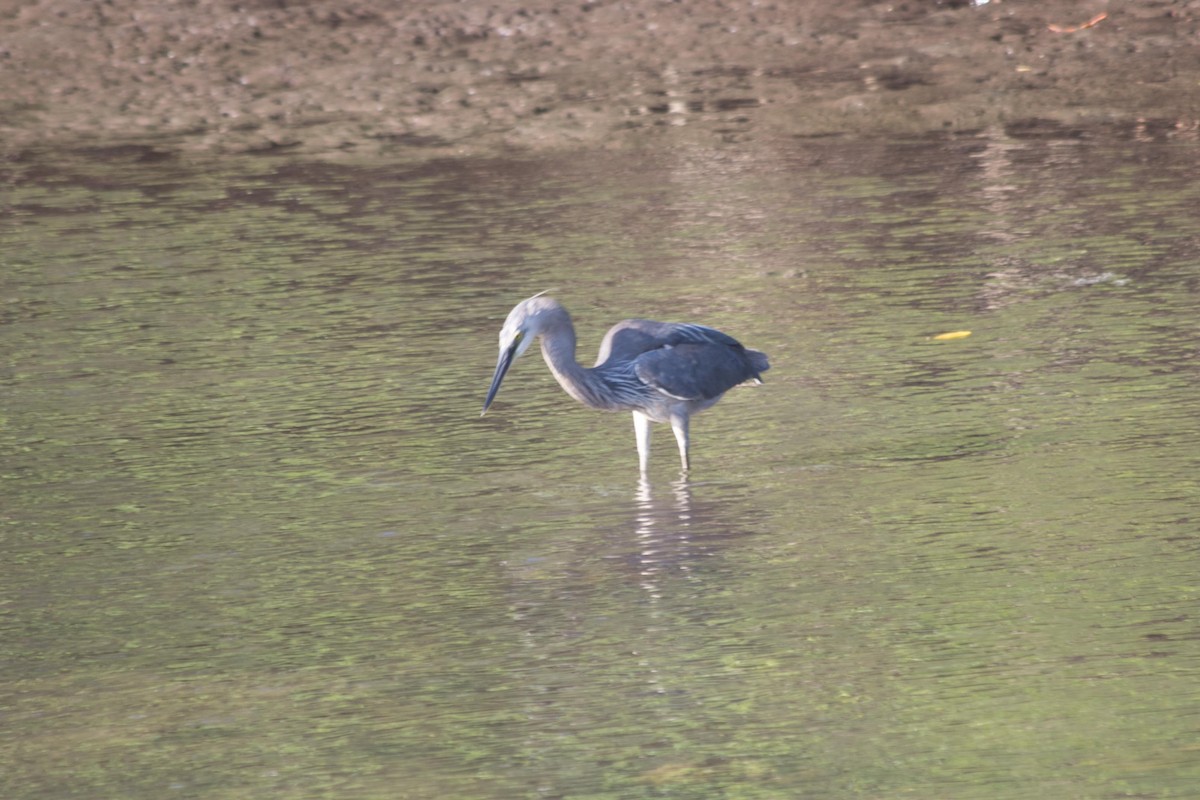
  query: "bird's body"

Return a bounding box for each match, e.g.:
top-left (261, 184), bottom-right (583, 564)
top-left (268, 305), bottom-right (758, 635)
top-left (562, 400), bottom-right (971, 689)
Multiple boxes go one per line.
top-left (482, 294), bottom-right (769, 473)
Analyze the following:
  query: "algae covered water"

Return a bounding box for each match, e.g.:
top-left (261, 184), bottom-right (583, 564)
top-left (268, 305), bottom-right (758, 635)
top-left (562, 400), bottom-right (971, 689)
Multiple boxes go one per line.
top-left (3, 130), bottom-right (1199, 798)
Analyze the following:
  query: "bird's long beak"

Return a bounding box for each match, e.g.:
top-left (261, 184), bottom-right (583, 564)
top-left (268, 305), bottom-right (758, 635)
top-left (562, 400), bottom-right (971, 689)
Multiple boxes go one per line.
top-left (482, 343), bottom-right (517, 415)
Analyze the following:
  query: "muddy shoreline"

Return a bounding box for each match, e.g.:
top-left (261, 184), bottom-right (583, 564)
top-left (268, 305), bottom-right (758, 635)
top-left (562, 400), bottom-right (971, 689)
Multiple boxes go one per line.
top-left (3, 0), bottom-right (1199, 159)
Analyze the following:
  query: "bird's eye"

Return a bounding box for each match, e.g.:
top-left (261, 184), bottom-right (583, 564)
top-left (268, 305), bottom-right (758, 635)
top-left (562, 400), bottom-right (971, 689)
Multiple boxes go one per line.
top-left (513, 331), bottom-right (524, 344)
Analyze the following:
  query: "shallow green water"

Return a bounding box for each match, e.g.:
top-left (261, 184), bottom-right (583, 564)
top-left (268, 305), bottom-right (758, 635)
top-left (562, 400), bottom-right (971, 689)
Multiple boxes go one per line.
top-left (3, 132), bottom-right (1199, 798)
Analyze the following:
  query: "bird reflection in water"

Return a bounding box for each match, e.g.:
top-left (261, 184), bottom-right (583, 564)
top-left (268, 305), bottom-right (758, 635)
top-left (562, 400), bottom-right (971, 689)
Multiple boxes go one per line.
top-left (632, 476), bottom-right (697, 599)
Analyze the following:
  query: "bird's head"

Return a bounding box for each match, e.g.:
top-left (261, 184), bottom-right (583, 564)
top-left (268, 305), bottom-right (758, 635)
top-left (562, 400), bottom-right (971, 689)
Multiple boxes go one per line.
top-left (482, 292), bottom-right (558, 415)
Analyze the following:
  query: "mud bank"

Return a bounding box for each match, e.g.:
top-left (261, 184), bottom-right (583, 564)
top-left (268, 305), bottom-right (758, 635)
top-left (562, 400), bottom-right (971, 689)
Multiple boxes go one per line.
top-left (3, 0), bottom-right (1199, 158)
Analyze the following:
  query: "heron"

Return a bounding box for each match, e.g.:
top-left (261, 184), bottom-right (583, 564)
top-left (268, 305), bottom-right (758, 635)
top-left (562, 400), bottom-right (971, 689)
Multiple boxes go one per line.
top-left (481, 292), bottom-right (769, 473)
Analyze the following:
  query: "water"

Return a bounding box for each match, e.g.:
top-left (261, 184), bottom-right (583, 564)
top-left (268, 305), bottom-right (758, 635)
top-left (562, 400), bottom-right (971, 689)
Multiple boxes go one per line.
top-left (3, 130), bottom-right (1200, 798)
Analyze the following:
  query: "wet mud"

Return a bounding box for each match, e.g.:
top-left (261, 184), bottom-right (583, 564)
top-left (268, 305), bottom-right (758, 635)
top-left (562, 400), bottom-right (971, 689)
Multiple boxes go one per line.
top-left (2, 0), bottom-right (1199, 158)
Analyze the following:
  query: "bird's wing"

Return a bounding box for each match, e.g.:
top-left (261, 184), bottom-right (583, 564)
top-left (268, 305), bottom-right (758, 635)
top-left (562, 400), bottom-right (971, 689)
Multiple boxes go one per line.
top-left (595, 320), bottom-right (766, 400)
top-left (596, 320), bottom-right (740, 363)
top-left (609, 321), bottom-right (760, 401)
top-left (633, 342), bottom-right (759, 400)
top-left (658, 324), bottom-right (769, 379)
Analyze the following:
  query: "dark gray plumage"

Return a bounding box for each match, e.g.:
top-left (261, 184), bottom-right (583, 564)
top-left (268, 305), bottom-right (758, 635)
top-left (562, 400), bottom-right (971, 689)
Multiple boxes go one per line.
top-left (482, 293), bottom-right (769, 472)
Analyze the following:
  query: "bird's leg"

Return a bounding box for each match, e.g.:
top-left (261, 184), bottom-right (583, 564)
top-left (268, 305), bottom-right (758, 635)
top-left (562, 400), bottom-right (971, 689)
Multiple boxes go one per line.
top-left (632, 410), bottom-right (652, 474)
top-left (669, 413), bottom-right (690, 472)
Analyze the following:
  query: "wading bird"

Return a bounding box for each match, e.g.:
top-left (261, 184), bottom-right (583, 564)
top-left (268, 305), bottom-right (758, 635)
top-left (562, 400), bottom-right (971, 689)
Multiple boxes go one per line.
top-left (482, 293), bottom-right (769, 473)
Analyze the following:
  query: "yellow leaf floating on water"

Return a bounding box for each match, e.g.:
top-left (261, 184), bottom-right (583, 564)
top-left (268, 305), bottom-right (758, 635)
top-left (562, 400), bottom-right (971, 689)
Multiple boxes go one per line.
top-left (932, 330), bottom-right (972, 341)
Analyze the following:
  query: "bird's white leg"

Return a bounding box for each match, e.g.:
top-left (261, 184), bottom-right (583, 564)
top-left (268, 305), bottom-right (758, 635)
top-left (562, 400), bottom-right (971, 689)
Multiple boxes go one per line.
top-left (670, 413), bottom-right (690, 472)
top-left (632, 410), bottom-right (652, 474)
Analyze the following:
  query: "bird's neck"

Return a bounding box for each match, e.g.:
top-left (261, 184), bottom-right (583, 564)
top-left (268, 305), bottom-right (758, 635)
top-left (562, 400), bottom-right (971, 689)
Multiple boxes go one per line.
top-left (537, 309), bottom-right (613, 410)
